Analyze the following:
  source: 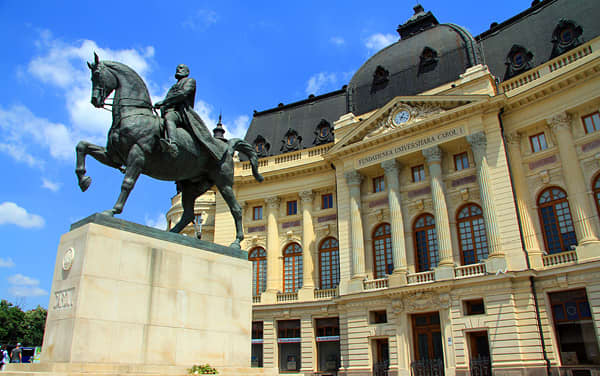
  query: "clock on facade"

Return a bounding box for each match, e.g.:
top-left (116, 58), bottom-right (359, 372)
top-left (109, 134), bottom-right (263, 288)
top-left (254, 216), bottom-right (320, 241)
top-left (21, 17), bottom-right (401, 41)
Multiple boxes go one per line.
top-left (393, 110), bottom-right (411, 126)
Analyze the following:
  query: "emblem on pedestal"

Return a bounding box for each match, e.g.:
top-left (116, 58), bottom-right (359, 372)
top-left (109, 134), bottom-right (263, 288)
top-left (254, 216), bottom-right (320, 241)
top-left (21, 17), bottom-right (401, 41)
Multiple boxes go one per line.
top-left (62, 247), bottom-right (75, 271)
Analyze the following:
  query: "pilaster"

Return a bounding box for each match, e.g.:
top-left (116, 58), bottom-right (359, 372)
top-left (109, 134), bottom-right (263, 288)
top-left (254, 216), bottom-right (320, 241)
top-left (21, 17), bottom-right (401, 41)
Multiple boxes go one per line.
top-left (505, 132), bottom-right (544, 268)
top-left (345, 171), bottom-right (366, 288)
top-left (298, 190), bottom-right (315, 301)
top-left (264, 197), bottom-right (281, 303)
top-left (547, 113), bottom-right (599, 246)
top-left (423, 146), bottom-right (454, 278)
top-left (381, 159), bottom-right (408, 286)
top-left (467, 131), bottom-right (506, 272)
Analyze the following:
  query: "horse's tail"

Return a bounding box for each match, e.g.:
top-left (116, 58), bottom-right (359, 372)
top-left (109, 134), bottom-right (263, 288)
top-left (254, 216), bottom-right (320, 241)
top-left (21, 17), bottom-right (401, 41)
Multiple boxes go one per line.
top-left (229, 138), bottom-right (264, 183)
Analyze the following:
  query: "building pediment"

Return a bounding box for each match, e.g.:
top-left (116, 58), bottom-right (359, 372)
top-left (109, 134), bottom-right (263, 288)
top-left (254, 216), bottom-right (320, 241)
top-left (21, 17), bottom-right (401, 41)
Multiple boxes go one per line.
top-left (328, 95), bottom-right (490, 156)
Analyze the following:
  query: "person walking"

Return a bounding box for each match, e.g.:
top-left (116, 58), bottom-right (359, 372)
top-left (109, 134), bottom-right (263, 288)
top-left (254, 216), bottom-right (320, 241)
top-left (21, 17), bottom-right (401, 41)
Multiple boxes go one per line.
top-left (0, 345), bottom-right (9, 370)
top-left (10, 343), bottom-right (21, 364)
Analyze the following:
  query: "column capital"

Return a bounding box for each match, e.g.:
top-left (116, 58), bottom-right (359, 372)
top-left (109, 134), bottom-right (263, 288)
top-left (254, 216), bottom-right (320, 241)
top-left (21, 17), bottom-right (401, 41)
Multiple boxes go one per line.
top-left (266, 197), bottom-right (281, 209)
top-left (504, 131), bottom-right (521, 147)
top-left (423, 145), bottom-right (442, 163)
top-left (466, 131), bottom-right (487, 156)
top-left (381, 159), bottom-right (401, 175)
top-left (344, 170), bottom-right (363, 186)
top-left (299, 190), bottom-right (314, 203)
top-left (546, 112), bottom-right (572, 132)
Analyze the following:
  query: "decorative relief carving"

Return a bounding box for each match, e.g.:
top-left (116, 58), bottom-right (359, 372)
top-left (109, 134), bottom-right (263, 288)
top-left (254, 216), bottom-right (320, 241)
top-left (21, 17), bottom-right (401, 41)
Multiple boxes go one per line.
top-left (381, 159), bottom-right (401, 175)
top-left (53, 288), bottom-right (75, 311)
top-left (422, 145), bottom-right (442, 163)
top-left (366, 102), bottom-right (453, 138)
top-left (403, 291), bottom-right (445, 313)
top-left (266, 197), bottom-right (281, 209)
top-left (299, 190), bottom-right (314, 203)
top-left (62, 247), bottom-right (75, 271)
top-left (460, 188), bottom-right (469, 201)
top-left (546, 112), bottom-right (572, 132)
top-left (504, 131), bottom-right (521, 147)
top-left (345, 171), bottom-right (363, 186)
top-left (466, 131), bottom-right (487, 157)
top-left (539, 170), bottom-right (551, 184)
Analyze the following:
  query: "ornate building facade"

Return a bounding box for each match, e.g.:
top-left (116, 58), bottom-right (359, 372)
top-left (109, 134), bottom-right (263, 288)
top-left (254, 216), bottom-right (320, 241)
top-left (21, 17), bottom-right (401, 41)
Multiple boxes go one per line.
top-left (167, 1), bottom-right (600, 374)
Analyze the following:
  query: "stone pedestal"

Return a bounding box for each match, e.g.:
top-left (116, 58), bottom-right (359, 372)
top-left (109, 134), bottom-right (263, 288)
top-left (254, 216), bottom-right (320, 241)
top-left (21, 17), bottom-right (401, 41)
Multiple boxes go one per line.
top-left (5, 214), bottom-right (274, 376)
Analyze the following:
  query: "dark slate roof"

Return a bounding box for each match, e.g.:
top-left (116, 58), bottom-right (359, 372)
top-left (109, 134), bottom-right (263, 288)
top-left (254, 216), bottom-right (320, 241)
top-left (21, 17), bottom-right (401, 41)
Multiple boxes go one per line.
top-left (476, 0), bottom-right (600, 81)
top-left (243, 90), bottom-right (347, 158)
top-left (348, 23), bottom-right (479, 115)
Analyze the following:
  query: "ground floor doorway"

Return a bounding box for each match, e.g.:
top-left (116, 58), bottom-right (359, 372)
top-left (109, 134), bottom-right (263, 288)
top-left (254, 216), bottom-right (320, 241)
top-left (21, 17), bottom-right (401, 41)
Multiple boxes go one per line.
top-left (411, 312), bottom-right (444, 376)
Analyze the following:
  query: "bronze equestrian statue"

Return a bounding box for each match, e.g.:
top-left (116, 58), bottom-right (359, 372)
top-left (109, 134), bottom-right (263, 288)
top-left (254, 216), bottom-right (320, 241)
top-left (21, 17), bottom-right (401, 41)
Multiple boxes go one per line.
top-left (75, 53), bottom-right (263, 248)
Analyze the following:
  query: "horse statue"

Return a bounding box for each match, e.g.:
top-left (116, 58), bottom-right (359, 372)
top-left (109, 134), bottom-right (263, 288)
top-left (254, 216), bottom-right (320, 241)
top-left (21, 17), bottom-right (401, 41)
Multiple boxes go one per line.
top-left (75, 53), bottom-right (263, 248)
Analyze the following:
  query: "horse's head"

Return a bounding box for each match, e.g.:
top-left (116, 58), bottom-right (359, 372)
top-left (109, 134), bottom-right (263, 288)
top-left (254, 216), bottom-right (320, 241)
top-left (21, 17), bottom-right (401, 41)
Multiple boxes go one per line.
top-left (87, 53), bottom-right (117, 108)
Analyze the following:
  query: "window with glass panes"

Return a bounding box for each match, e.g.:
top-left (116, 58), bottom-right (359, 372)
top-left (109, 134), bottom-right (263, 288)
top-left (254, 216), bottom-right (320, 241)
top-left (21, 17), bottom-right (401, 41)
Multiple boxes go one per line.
top-left (322, 193), bottom-right (333, 209)
top-left (253, 206), bottom-right (263, 220)
top-left (454, 152), bottom-right (469, 171)
top-left (373, 223), bottom-right (393, 278)
top-left (538, 187), bottom-right (577, 254)
top-left (373, 176), bottom-right (385, 193)
top-left (249, 247), bottom-right (267, 296)
top-left (412, 165), bottom-right (426, 182)
top-left (529, 132), bottom-right (548, 153)
top-left (582, 112), bottom-right (600, 134)
top-left (414, 214), bottom-right (439, 272)
top-left (283, 243), bottom-right (303, 293)
top-left (319, 238), bottom-right (339, 289)
top-left (457, 204), bottom-right (488, 265)
top-left (287, 200), bottom-right (297, 215)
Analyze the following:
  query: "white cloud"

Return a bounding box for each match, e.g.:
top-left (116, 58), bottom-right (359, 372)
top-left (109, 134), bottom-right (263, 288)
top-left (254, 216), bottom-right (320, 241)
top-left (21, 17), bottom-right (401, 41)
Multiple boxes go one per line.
top-left (330, 37), bottom-right (345, 46)
top-left (224, 115), bottom-right (250, 139)
top-left (42, 178), bottom-right (61, 192)
top-left (0, 104), bottom-right (75, 164)
top-left (25, 31), bottom-right (156, 145)
top-left (0, 202), bottom-right (45, 228)
top-left (306, 72), bottom-right (338, 95)
top-left (0, 258), bottom-right (15, 268)
top-left (7, 274), bottom-right (47, 297)
top-left (365, 33), bottom-right (397, 52)
top-left (182, 9), bottom-right (218, 30)
top-left (145, 212), bottom-right (167, 230)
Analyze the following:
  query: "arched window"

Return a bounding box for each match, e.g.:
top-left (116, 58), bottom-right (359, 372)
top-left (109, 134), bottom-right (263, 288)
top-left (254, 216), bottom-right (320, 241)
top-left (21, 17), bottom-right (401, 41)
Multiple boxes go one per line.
top-left (594, 175), bottom-right (600, 219)
top-left (319, 238), bottom-right (340, 289)
top-left (373, 223), bottom-right (393, 279)
top-left (457, 204), bottom-right (489, 265)
top-left (414, 214), bottom-right (439, 272)
top-left (538, 187), bottom-right (577, 254)
top-left (248, 247), bottom-right (267, 297)
top-left (283, 243), bottom-right (303, 293)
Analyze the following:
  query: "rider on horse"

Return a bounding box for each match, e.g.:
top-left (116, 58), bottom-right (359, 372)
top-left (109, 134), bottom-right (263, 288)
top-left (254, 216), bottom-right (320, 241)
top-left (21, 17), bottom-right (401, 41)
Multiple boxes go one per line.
top-left (154, 64), bottom-right (225, 160)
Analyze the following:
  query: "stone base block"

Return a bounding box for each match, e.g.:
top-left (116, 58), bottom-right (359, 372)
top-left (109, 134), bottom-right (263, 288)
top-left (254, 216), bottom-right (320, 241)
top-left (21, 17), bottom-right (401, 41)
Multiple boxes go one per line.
top-left (575, 241), bottom-right (600, 262)
top-left (38, 214), bottom-right (253, 373)
top-left (484, 255), bottom-right (508, 274)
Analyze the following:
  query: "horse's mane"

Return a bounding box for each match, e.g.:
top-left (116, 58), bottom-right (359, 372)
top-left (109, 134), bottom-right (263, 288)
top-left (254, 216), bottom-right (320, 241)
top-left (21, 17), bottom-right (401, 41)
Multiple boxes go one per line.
top-left (103, 61), bottom-right (152, 103)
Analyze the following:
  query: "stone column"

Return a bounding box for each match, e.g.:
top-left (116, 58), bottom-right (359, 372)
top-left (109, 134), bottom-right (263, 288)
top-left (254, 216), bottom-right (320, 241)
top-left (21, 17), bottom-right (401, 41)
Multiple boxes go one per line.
top-left (381, 159), bottom-right (408, 285)
top-left (467, 132), bottom-right (507, 272)
top-left (264, 197), bottom-right (281, 302)
top-left (298, 190), bottom-right (315, 300)
top-left (422, 146), bottom-right (454, 277)
top-left (345, 171), bottom-right (366, 279)
top-left (547, 113), bottom-right (599, 246)
top-left (505, 132), bottom-right (544, 268)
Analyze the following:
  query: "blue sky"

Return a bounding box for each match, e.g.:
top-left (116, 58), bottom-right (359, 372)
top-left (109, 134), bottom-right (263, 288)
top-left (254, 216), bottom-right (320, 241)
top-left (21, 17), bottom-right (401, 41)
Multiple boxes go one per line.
top-left (0, 0), bottom-right (529, 308)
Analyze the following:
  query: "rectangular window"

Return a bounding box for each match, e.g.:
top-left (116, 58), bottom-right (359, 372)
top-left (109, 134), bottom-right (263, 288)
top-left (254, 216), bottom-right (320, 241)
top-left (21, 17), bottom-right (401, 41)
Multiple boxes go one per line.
top-left (582, 112), bottom-right (600, 134)
top-left (322, 193), bottom-right (333, 209)
top-left (373, 176), bottom-right (385, 193)
top-left (253, 206), bottom-right (263, 220)
top-left (287, 200), bottom-right (297, 215)
top-left (530, 133), bottom-right (548, 153)
top-left (464, 299), bottom-right (485, 315)
top-left (369, 310), bottom-right (388, 324)
top-left (454, 152), bottom-right (469, 171)
top-left (412, 165), bottom-right (426, 182)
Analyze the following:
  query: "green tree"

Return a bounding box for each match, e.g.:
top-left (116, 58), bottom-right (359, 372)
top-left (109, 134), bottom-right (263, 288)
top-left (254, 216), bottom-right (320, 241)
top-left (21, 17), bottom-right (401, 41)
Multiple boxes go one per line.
top-left (22, 306), bottom-right (47, 346)
top-left (0, 300), bottom-right (25, 344)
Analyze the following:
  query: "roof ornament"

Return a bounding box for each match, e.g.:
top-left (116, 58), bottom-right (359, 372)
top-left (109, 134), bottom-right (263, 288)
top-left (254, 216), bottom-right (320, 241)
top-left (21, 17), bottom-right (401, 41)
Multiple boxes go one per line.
top-left (313, 119), bottom-right (334, 145)
top-left (280, 128), bottom-right (302, 152)
top-left (396, 4), bottom-right (439, 39)
top-left (504, 45), bottom-right (534, 80)
top-left (550, 19), bottom-right (583, 59)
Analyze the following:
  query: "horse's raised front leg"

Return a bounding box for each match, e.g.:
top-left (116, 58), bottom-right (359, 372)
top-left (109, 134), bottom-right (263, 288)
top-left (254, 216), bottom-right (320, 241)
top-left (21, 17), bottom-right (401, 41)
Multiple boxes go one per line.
top-left (101, 144), bottom-right (145, 217)
top-left (75, 141), bottom-right (123, 192)
top-left (216, 184), bottom-right (244, 248)
top-left (170, 180), bottom-right (213, 234)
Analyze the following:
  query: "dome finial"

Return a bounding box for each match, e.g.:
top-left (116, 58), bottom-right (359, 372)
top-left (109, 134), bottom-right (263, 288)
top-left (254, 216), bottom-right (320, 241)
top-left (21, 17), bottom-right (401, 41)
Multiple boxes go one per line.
top-left (213, 111), bottom-right (227, 141)
top-left (413, 4), bottom-right (424, 15)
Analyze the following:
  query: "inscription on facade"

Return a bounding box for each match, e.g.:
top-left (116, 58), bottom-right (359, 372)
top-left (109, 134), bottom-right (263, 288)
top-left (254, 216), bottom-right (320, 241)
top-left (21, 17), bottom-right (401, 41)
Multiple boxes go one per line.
top-left (528, 155), bottom-right (557, 170)
top-left (582, 139), bottom-right (600, 153)
top-left (248, 225), bottom-right (266, 233)
top-left (356, 127), bottom-right (465, 168)
top-left (407, 186), bottom-right (431, 199)
top-left (318, 214), bottom-right (337, 223)
top-left (451, 175), bottom-right (477, 187)
top-left (282, 220), bottom-right (301, 229)
top-left (53, 288), bottom-right (75, 311)
top-left (369, 198), bottom-right (388, 208)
